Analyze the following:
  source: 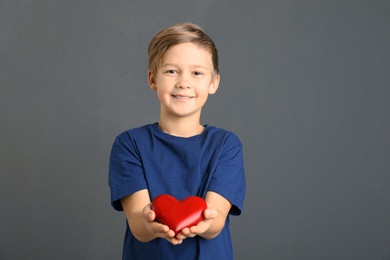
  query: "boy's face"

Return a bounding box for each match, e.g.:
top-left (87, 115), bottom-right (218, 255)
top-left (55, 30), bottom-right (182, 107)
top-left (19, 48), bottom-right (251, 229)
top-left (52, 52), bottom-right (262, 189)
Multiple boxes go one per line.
top-left (148, 42), bottom-right (220, 121)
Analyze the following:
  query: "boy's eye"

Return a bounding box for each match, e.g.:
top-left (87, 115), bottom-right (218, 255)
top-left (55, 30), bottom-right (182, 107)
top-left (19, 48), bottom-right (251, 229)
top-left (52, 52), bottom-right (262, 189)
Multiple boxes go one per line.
top-left (194, 71), bottom-right (202, 76)
top-left (166, 70), bottom-right (177, 74)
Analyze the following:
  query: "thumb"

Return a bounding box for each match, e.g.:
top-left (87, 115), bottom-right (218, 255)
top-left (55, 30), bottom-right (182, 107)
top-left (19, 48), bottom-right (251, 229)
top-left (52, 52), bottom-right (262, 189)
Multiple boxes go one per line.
top-left (204, 208), bottom-right (218, 219)
top-left (148, 210), bottom-right (156, 221)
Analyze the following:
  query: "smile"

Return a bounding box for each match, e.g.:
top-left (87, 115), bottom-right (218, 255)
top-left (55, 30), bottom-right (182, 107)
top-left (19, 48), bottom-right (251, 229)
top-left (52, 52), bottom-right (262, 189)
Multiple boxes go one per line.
top-left (172, 95), bottom-right (194, 100)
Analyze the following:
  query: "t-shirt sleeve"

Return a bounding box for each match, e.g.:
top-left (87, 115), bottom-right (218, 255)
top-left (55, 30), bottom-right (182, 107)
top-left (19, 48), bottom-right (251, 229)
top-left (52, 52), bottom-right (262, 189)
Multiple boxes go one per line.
top-left (108, 134), bottom-right (148, 211)
top-left (208, 133), bottom-right (246, 216)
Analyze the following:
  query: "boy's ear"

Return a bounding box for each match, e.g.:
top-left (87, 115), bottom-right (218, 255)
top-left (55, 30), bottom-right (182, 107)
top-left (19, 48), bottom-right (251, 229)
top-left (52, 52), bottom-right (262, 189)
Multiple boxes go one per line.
top-left (148, 70), bottom-right (157, 90)
top-left (208, 73), bottom-right (220, 95)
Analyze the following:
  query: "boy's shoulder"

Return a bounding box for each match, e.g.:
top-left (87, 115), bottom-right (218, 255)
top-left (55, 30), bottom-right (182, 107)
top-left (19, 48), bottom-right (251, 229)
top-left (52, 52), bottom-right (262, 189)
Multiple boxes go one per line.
top-left (206, 124), bottom-right (234, 135)
top-left (125, 123), bottom-right (153, 134)
top-left (205, 125), bottom-right (242, 146)
top-left (116, 123), bottom-right (154, 141)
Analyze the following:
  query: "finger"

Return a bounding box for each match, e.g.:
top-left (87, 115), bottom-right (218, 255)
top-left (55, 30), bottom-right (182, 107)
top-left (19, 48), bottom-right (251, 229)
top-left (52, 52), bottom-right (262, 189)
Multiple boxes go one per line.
top-left (147, 211), bottom-right (156, 222)
top-left (143, 204), bottom-right (155, 221)
top-left (183, 228), bottom-right (197, 238)
top-left (203, 208), bottom-right (218, 219)
top-left (176, 229), bottom-right (193, 240)
top-left (180, 227), bottom-right (190, 236)
top-left (175, 232), bottom-right (186, 240)
top-left (189, 220), bottom-right (210, 235)
top-left (186, 232), bottom-right (196, 238)
top-left (153, 223), bottom-right (170, 234)
top-left (166, 236), bottom-right (183, 245)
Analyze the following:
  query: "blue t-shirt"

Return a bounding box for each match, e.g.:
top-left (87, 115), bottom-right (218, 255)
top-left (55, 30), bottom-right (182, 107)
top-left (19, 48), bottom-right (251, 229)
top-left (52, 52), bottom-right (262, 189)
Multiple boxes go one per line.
top-left (109, 123), bottom-right (246, 260)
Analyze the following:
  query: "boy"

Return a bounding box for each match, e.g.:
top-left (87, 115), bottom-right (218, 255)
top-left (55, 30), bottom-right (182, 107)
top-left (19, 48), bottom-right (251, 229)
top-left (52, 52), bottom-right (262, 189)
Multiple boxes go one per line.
top-left (109, 22), bottom-right (246, 259)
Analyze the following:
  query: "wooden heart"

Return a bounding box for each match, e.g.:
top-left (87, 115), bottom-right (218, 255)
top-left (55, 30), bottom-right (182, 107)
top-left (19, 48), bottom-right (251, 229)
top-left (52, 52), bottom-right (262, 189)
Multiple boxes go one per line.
top-left (151, 194), bottom-right (207, 234)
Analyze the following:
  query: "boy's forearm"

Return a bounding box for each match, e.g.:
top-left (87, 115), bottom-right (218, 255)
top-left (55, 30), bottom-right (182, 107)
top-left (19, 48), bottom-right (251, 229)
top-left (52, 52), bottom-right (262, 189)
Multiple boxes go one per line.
top-left (121, 191), bottom-right (158, 243)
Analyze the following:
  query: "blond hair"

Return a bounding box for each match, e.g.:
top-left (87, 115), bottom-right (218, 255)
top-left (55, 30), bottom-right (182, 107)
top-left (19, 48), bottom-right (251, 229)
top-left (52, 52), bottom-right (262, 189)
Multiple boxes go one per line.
top-left (148, 22), bottom-right (219, 76)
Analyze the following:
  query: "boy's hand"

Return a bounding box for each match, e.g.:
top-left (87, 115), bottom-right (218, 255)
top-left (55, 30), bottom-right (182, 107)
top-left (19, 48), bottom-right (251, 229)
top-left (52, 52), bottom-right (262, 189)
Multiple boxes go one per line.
top-left (176, 204), bottom-right (218, 240)
top-left (177, 191), bottom-right (231, 240)
top-left (142, 203), bottom-right (184, 245)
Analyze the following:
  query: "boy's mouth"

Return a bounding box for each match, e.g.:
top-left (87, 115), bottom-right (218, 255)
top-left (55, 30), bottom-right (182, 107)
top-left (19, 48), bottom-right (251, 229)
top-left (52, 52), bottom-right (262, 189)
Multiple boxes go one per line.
top-left (172, 95), bottom-right (194, 100)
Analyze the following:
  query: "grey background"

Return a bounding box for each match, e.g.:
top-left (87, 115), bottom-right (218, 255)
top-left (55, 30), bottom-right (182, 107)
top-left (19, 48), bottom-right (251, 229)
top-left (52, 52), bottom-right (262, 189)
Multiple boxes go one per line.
top-left (1, 1), bottom-right (389, 259)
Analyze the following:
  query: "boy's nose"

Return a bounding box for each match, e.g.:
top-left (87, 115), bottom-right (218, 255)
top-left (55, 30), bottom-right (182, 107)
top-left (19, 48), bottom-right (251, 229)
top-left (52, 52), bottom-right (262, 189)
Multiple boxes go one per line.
top-left (176, 74), bottom-right (191, 89)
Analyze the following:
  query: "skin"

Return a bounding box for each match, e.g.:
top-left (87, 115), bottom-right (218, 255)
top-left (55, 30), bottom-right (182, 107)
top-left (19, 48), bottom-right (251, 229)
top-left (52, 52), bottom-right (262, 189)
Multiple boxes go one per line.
top-left (121, 42), bottom-right (231, 245)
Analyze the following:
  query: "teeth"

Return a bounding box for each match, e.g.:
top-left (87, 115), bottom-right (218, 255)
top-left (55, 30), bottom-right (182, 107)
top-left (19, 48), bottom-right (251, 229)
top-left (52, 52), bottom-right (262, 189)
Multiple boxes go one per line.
top-left (174, 95), bottom-right (192, 99)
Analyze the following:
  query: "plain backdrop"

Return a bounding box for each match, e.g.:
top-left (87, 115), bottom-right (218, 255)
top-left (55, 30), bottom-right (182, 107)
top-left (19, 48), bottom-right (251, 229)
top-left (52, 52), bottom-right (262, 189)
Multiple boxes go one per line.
top-left (1, 1), bottom-right (390, 259)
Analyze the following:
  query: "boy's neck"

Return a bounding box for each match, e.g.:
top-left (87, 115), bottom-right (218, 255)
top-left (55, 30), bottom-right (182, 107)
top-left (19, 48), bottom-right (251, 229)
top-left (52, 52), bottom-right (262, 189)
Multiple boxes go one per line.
top-left (157, 119), bottom-right (204, 138)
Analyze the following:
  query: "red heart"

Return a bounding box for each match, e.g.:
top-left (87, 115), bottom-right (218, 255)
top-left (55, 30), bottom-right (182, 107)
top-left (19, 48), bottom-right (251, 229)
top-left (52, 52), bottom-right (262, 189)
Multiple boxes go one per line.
top-left (151, 194), bottom-right (207, 234)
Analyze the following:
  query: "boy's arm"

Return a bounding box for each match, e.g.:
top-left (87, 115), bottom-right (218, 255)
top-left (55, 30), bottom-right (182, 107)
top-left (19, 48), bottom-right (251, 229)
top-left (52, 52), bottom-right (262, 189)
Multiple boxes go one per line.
top-left (179, 191), bottom-right (232, 240)
top-left (120, 189), bottom-right (181, 244)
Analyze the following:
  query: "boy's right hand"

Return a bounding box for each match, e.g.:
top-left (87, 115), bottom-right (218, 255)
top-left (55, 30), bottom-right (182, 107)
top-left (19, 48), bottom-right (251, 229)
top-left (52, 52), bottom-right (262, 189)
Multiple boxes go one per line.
top-left (142, 203), bottom-right (184, 245)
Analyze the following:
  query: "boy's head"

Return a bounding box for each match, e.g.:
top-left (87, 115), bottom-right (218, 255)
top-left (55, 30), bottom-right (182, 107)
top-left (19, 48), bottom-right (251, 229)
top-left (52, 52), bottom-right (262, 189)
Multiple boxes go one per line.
top-left (148, 22), bottom-right (219, 77)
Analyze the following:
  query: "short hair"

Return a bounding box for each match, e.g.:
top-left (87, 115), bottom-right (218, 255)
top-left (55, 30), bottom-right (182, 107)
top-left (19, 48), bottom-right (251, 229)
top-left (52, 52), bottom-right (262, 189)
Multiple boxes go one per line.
top-left (148, 22), bottom-right (219, 76)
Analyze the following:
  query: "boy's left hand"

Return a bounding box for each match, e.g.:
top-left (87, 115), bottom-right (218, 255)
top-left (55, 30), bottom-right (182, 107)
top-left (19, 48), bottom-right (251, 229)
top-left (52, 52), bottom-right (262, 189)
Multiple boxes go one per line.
top-left (176, 204), bottom-right (218, 240)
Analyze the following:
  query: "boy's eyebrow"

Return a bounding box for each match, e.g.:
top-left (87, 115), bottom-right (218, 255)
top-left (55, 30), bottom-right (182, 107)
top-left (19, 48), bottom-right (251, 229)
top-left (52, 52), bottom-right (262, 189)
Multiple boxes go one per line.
top-left (161, 63), bottom-right (209, 70)
top-left (160, 63), bottom-right (178, 68)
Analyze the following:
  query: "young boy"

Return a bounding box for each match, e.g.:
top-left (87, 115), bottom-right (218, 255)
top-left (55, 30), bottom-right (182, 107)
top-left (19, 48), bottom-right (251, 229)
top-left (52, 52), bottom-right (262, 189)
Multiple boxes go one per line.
top-left (109, 22), bottom-right (246, 259)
